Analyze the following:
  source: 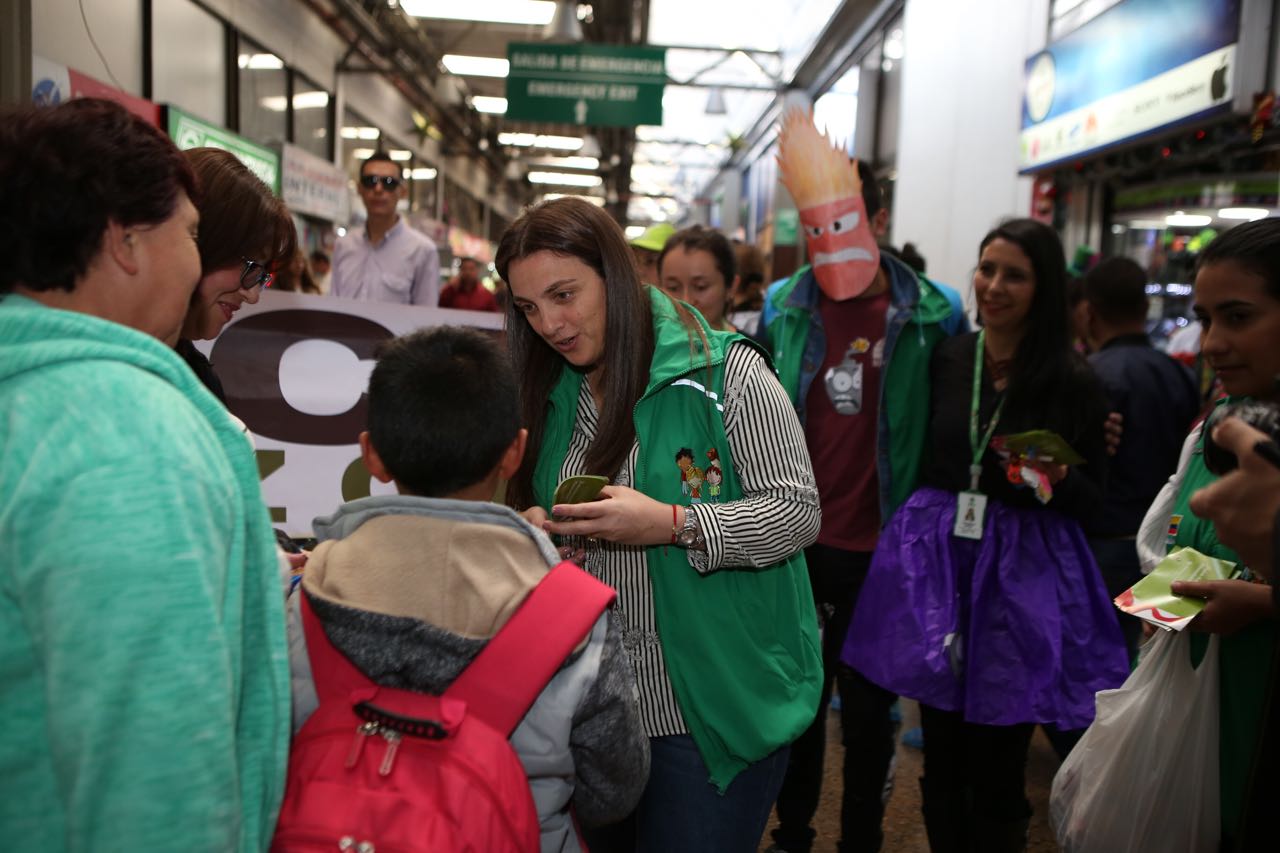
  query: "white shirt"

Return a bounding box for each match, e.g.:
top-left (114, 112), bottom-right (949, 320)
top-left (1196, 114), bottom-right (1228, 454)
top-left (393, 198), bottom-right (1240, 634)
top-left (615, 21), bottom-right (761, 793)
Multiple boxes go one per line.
top-left (331, 218), bottom-right (440, 306)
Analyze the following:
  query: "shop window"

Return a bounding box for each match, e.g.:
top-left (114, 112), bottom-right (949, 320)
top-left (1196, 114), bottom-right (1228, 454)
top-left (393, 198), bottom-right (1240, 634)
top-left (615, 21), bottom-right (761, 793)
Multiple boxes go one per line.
top-left (405, 159), bottom-right (439, 216)
top-left (814, 64), bottom-right (859, 153)
top-left (442, 177), bottom-right (484, 236)
top-left (341, 109), bottom-right (381, 180)
top-left (152, 0), bottom-right (225, 125)
top-left (875, 20), bottom-right (903, 171)
top-left (292, 72), bottom-right (332, 160)
top-left (238, 37), bottom-right (287, 146)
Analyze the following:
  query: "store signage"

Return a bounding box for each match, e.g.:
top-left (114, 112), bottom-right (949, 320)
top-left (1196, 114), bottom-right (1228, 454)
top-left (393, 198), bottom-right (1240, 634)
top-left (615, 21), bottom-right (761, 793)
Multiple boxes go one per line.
top-left (166, 105), bottom-right (281, 194)
top-left (448, 226), bottom-right (494, 264)
top-left (505, 42), bottom-right (665, 126)
top-left (1019, 0), bottom-right (1241, 172)
top-left (279, 143), bottom-right (350, 224)
top-left (31, 55), bottom-right (162, 125)
top-left (196, 291), bottom-right (503, 534)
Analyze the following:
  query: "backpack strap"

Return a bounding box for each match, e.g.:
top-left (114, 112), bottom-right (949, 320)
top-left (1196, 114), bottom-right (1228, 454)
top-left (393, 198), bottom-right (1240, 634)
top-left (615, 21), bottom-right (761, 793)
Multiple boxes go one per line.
top-left (446, 561), bottom-right (615, 736)
top-left (299, 586), bottom-right (386, 703)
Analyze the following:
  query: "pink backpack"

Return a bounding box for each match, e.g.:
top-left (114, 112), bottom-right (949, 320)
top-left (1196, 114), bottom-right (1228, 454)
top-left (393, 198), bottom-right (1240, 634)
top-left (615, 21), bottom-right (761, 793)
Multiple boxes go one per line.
top-left (272, 562), bottom-right (616, 852)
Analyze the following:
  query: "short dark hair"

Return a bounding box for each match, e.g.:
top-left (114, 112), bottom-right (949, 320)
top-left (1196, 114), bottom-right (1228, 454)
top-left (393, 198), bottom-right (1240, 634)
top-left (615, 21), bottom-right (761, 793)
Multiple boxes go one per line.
top-left (309, 249), bottom-right (330, 264)
top-left (856, 160), bottom-right (884, 219)
top-left (184, 148), bottom-right (295, 274)
top-left (658, 225), bottom-right (737, 285)
top-left (1198, 217), bottom-right (1280, 300)
top-left (1085, 257), bottom-right (1148, 325)
top-left (459, 256), bottom-right (479, 266)
top-left (359, 151), bottom-right (397, 179)
top-left (0, 98), bottom-right (197, 294)
top-left (366, 326), bottom-right (519, 497)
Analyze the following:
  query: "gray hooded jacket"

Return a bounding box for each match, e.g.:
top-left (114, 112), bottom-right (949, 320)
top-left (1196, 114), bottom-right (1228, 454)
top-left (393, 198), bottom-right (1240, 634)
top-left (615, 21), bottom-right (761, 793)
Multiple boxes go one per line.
top-left (287, 495), bottom-right (649, 852)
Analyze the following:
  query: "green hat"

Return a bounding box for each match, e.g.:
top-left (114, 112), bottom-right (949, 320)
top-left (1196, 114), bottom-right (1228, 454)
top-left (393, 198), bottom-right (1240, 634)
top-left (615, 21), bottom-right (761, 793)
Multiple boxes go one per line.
top-left (630, 222), bottom-right (675, 253)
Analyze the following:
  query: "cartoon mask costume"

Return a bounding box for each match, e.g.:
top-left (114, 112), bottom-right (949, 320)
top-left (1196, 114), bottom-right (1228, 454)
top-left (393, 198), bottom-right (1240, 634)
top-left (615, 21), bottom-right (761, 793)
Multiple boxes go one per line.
top-left (777, 110), bottom-right (881, 300)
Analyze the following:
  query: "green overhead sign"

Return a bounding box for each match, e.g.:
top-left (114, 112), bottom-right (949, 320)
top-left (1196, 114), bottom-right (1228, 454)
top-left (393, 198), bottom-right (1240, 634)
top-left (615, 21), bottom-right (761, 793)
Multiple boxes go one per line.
top-left (165, 105), bottom-right (281, 194)
top-left (504, 43), bottom-right (666, 127)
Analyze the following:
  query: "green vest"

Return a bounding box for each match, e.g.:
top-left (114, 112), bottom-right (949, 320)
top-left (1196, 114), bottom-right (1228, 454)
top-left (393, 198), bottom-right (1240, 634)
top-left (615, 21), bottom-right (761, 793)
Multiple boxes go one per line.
top-left (534, 287), bottom-right (822, 791)
top-left (1170, 403), bottom-right (1275, 835)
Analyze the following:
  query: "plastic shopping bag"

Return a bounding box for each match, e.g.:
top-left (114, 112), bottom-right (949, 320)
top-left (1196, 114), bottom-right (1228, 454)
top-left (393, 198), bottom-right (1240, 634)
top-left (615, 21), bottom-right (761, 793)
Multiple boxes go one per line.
top-left (1050, 629), bottom-right (1219, 853)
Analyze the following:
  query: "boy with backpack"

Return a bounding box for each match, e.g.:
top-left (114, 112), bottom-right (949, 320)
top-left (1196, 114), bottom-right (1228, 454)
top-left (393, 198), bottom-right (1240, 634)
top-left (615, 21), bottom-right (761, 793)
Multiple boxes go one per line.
top-left (280, 326), bottom-right (649, 852)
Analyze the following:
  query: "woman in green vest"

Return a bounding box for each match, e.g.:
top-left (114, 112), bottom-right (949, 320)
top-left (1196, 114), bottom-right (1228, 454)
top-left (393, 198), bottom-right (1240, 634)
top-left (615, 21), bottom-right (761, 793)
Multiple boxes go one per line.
top-left (1136, 216), bottom-right (1280, 847)
top-left (496, 198), bottom-right (823, 853)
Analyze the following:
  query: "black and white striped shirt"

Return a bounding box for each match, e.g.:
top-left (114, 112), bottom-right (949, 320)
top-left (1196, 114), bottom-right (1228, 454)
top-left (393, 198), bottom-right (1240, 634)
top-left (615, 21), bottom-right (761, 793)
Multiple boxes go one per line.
top-left (559, 342), bottom-right (820, 737)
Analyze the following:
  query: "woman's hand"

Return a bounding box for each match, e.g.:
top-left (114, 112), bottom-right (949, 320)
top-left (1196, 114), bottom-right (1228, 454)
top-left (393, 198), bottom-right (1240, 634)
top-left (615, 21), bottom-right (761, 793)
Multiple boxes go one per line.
top-left (544, 485), bottom-right (676, 547)
top-left (1171, 579), bottom-right (1276, 634)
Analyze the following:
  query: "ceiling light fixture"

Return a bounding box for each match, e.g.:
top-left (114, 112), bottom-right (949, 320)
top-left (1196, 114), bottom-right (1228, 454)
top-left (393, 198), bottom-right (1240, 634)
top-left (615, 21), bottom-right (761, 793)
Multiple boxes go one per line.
top-left (442, 54), bottom-right (511, 77)
top-left (1165, 211), bottom-right (1212, 227)
top-left (529, 156), bottom-right (600, 169)
top-left (238, 53), bottom-right (283, 70)
top-left (1218, 207), bottom-right (1269, 221)
top-left (528, 171), bottom-right (603, 186)
top-left (471, 96), bottom-right (509, 114)
top-left (498, 132), bottom-right (584, 150)
top-left (401, 0), bottom-right (555, 25)
top-left (544, 0), bottom-right (583, 41)
top-left (388, 149), bottom-right (413, 161)
top-left (403, 167), bottom-right (438, 180)
top-left (543, 193), bottom-right (605, 206)
top-left (341, 126), bottom-right (381, 140)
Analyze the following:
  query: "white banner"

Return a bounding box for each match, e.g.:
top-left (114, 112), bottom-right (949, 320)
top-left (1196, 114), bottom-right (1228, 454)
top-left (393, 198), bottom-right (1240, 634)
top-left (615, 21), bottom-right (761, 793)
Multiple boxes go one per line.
top-left (1019, 44), bottom-right (1235, 171)
top-left (195, 291), bottom-right (504, 535)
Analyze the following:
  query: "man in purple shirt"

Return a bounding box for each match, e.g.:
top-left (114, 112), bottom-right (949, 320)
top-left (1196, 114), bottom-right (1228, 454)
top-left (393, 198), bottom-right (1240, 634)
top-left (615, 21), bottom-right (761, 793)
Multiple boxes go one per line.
top-left (332, 152), bottom-right (440, 306)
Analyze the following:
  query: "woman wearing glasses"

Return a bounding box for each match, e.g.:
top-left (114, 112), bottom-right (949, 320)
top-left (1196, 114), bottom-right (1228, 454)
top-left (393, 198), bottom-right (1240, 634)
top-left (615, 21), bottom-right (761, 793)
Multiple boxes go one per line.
top-left (175, 147), bottom-right (295, 401)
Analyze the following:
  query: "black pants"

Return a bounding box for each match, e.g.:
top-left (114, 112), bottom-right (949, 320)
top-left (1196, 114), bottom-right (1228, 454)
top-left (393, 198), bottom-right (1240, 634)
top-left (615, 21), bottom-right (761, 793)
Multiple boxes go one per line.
top-left (918, 705), bottom-right (1034, 853)
top-left (771, 545), bottom-right (896, 853)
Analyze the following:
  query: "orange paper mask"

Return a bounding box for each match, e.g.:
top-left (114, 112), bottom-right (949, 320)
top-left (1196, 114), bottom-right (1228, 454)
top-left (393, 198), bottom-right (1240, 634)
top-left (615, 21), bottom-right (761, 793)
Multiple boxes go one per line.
top-left (777, 110), bottom-right (880, 300)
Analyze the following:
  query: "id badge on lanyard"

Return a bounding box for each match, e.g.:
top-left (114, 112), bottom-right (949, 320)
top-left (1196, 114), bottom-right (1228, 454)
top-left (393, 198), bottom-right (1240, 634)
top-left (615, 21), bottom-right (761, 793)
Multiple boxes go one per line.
top-left (955, 331), bottom-right (1004, 540)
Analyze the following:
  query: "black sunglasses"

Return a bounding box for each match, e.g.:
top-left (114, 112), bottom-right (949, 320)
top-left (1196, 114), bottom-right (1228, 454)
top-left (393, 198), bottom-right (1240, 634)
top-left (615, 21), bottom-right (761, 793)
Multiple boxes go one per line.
top-left (239, 258), bottom-right (274, 290)
top-left (359, 174), bottom-right (402, 191)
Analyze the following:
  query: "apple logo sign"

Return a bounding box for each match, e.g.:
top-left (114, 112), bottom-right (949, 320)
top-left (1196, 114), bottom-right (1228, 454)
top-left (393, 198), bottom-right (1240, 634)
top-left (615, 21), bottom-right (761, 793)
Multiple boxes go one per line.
top-left (1211, 59), bottom-right (1229, 101)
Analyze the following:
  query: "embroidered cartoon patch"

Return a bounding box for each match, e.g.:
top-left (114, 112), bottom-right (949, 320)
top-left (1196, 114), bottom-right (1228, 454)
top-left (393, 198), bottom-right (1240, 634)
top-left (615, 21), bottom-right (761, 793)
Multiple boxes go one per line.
top-left (850, 337), bottom-right (871, 356)
top-left (705, 449), bottom-right (723, 500)
top-left (676, 447), bottom-right (705, 502)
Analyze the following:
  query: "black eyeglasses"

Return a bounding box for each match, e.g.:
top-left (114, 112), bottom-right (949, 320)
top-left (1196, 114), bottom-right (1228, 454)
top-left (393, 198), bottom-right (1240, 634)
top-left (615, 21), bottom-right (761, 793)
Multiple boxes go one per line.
top-left (240, 258), bottom-right (274, 290)
top-left (359, 174), bottom-right (402, 191)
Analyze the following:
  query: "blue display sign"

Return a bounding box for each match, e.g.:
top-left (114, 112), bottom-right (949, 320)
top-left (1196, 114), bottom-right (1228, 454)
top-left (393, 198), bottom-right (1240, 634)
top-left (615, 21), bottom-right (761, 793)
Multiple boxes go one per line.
top-left (1020, 0), bottom-right (1242, 171)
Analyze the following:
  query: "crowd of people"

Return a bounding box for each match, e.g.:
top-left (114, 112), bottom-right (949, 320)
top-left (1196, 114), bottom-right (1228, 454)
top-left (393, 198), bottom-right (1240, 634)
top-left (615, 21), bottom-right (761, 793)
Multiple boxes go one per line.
top-left (2, 96), bottom-right (1279, 853)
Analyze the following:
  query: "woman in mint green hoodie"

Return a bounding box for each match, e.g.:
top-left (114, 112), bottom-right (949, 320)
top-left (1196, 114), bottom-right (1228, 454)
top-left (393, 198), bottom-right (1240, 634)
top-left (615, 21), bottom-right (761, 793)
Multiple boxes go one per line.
top-left (497, 198), bottom-right (823, 852)
top-left (0, 98), bottom-right (290, 851)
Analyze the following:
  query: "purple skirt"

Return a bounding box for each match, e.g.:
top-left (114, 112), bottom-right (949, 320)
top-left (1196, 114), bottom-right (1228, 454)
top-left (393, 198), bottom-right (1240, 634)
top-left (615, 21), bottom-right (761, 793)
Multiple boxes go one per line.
top-left (842, 487), bottom-right (1128, 729)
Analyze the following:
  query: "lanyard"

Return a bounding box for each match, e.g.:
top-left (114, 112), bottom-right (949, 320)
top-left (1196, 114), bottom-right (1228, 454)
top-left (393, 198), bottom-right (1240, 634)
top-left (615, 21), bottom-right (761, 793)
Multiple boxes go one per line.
top-left (968, 329), bottom-right (1006, 492)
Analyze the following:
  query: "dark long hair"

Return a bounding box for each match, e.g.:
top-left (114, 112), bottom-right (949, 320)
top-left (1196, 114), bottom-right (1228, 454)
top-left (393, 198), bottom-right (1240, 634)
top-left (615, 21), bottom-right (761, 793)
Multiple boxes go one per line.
top-left (495, 198), bottom-right (656, 510)
top-left (979, 218), bottom-right (1077, 416)
top-left (183, 147), bottom-right (296, 274)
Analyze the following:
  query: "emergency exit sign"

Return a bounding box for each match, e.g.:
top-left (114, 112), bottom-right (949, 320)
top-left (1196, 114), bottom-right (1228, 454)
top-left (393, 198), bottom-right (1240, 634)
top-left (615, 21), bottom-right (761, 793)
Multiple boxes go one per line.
top-left (504, 43), bottom-right (666, 127)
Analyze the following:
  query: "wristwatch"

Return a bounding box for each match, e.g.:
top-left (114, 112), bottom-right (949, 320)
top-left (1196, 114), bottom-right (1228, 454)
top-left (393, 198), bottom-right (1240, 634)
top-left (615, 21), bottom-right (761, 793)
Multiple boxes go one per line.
top-left (675, 506), bottom-right (706, 550)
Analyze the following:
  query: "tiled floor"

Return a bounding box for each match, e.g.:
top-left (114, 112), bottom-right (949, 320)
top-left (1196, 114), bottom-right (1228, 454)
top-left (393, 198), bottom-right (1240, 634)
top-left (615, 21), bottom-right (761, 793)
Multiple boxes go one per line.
top-left (761, 699), bottom-right (1063, 852)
